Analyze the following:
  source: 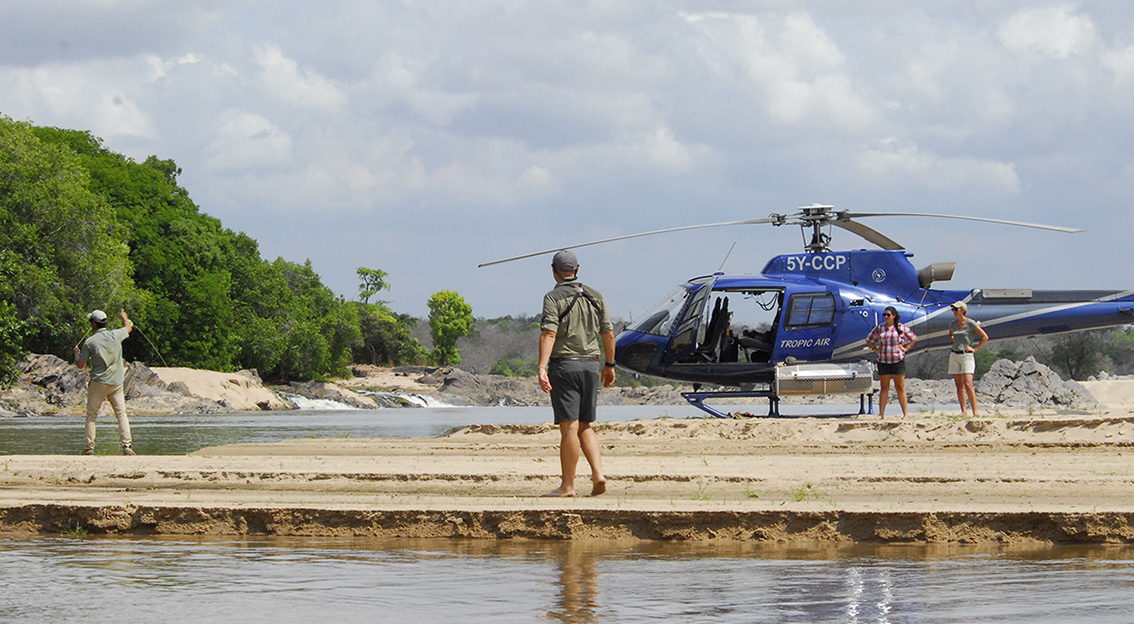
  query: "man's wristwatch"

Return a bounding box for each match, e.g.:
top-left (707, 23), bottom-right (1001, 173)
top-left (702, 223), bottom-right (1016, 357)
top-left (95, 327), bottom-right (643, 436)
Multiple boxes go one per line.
top-left (604, 362), bottom-right (615, 368)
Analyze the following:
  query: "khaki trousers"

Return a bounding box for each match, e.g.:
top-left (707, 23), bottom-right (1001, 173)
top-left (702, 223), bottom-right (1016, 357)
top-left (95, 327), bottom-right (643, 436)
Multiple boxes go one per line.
top-left (85, 381), bottom-right (132, 449)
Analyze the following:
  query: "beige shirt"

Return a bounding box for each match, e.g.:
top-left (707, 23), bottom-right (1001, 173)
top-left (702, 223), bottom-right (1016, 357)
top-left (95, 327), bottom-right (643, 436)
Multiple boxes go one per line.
top-left (78, 327), bottom-right (130, 385)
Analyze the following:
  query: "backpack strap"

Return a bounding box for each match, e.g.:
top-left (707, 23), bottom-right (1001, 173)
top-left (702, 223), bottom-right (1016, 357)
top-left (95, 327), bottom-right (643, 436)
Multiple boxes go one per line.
top-left (558, 283), bottom-right (600, 329)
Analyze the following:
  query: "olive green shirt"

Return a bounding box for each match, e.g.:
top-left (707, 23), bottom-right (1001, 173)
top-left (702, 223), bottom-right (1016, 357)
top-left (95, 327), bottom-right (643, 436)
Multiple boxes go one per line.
top-left (949, 319), bottom-right (983, 350)
top-left (78, 327), bottom-right (131, 386)
top-left (541, 277), bottom-right (613, 358)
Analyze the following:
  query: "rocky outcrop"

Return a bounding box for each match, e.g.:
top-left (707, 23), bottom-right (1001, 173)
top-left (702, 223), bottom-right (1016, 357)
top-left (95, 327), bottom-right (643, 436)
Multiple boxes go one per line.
top-left (0, 354), bottom-right (1103, 416)
top-left (16, 354), bottom-right (89, 407)
top-left (431, 367), bottom-right (548, 406)
top-left (1, 355), bottom-right (271, 416)
top-left (976, 357), bottom-right (1098, 409)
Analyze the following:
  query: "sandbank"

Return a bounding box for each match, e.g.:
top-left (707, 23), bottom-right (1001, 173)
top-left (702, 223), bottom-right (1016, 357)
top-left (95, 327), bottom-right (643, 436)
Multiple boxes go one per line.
top-left (2, 390), bottom-right (1134, 543)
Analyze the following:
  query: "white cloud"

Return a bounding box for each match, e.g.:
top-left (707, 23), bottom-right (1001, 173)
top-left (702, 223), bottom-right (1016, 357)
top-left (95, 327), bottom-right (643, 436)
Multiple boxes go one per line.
top-left (0, 60), bottom-right (154, 140)
top-left (254, 45), bottom-right (347, 111)
top-left (856, 139), bottom-right (1019, 192)
top-left (641, 124), bottom-right (695, 170)
top-left (1000, 5), bottom-right (1096, 59)
top-left (516, 165), bottom-right (558, 195)
top-left (681, 10), bottom-right (876, 131)
top-left (146, 53), bottom-right (202, 80)
top-left (366, 52), bottom-right (479, 126)
top-left (1101, 43), bottom-right (1134, 89)
top-left (203, 109), bottom-right (292, 172)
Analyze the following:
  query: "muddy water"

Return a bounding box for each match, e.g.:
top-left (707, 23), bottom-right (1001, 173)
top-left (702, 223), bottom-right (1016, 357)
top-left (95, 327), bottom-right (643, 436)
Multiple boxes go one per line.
top-left (1, 537), bottom-right (1132, 623)
top-left (0, 404), bottom-right (864, 456)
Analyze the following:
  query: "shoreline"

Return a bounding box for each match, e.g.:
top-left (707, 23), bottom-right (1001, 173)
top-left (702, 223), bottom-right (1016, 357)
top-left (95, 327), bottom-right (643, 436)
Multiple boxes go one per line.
top-left (3, 414), bottom-right (1134, 543)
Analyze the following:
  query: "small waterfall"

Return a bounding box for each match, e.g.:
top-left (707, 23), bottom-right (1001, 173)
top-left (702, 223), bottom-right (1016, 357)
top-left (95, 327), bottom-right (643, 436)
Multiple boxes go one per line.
top-left (277, 392), bottom-right (360, 411)
top-left (359, 390), bottom-right (454, 408)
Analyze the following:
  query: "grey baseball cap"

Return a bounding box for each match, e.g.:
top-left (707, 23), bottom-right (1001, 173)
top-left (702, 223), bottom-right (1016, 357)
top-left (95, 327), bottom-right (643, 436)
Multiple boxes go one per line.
top-left (552, 250), bottom-right (578, 272)
top-left (87, 309), bottom-right (107, 322)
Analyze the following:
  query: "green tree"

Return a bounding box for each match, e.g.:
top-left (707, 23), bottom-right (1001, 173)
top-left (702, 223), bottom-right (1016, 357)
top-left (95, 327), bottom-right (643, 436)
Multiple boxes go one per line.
top-left (356, 267), bottom-right (389, 305)
top-left (0, 116), bottom-right (135, 356)
top-left (0, 302), bottom-right (27, 387)
top-left (354, 305), bottom-right (429, 366)
top-left (975, 348), bottom-right (998, 380)
top-left (232, 257), bottom-right (359, 380)
top-left (490, 356), bottom-right (537, 377)
top-left (428, 291), bottom-right (473, 366)
top-left (1050, 331), bottom-right (1102, 380)
top-left (31, 125), bottom-right (237, 369)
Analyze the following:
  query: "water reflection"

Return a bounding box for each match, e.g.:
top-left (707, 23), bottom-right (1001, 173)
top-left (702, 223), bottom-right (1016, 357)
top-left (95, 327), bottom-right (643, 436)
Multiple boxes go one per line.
top-left (1, 537), bottom-right (1133, 623)
top-left (547, 542), bottom-right (604, 623)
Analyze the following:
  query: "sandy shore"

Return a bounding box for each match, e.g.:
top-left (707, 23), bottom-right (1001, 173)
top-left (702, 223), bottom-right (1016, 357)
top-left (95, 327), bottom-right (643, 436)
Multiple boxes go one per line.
top-left (3, 391), bottom-right (1134, 543)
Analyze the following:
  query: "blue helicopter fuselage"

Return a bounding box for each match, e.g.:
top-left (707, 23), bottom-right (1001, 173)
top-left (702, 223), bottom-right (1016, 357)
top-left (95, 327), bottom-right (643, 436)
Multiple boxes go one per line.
top-left (614, 250), bottom-right (1134, 386)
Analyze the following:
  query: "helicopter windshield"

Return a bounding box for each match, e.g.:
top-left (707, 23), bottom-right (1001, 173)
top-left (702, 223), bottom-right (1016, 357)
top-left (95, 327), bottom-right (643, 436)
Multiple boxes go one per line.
top-left (627, 286), bottom-right (689, 336)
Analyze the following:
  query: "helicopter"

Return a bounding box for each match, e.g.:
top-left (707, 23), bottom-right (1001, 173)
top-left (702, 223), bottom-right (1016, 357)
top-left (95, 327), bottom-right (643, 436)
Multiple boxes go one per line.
top-left (481, 205), bottom-right (1134, 417)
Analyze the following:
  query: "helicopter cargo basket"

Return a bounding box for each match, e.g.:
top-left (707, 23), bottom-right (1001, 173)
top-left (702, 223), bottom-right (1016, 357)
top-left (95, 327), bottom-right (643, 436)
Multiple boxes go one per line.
top-left (775, 362), bottom-right (874, 396)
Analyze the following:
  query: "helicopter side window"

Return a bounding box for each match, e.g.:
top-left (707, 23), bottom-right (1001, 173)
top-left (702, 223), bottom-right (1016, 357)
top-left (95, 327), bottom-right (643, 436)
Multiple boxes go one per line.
top-left (785, 292), bottom-right (836, 328)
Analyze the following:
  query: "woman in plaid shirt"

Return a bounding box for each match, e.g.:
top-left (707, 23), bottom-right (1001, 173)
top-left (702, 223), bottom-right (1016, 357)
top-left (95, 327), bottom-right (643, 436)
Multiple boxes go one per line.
top-left (866, 306), bottom-right (918, 419)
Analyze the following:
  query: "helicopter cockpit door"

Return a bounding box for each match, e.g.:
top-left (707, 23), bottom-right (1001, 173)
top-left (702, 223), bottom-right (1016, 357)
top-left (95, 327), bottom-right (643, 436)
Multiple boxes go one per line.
top-left (662, 276), bottom-right (717, 364)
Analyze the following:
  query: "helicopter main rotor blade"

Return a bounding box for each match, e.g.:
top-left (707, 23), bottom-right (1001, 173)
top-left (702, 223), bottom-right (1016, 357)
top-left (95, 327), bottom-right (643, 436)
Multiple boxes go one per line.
top-left (832, 219), bottom-right (904, 250)
top-left (477, 217), bottom-right (776, 267)
top-left (841, 212), bottom-right (1084, 234)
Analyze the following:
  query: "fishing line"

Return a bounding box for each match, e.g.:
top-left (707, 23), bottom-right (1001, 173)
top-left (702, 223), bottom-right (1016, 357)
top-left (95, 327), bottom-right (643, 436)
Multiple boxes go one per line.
top-left (132, 325), bottom-right (169, 367)
top-left (74, 328), bottom-right (91, 350)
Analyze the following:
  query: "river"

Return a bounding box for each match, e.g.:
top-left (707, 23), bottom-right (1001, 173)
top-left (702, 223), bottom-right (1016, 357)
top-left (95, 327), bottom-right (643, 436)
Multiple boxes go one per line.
top-left (1, 535), bottom-right (1132, 623)
top-left (0, 403), bottom-right (866, 456)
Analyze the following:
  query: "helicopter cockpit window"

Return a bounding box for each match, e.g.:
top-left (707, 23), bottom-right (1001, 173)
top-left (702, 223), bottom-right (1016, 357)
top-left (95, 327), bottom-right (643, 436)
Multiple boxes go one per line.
top-left (626, 286), bottom-right (690, 336)
top-left (785, 292), bottom-right (836, 328)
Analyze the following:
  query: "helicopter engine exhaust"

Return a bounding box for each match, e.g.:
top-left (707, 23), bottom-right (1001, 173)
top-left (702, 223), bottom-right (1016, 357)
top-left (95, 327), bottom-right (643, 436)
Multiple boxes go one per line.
top-left (917, 262), bottom-right (956, 289)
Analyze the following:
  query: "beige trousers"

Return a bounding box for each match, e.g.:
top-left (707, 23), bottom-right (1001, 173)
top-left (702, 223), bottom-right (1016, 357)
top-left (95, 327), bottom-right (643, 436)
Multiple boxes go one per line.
top-left (85, 381), bottom-right (132, 449)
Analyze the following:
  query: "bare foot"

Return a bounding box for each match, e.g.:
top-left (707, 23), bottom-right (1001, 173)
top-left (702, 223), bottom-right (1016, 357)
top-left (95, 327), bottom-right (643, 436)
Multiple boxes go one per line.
top-left (542, 487), bottom-right (576, 498)
top-left (590, 480), bottom-right (607, 497)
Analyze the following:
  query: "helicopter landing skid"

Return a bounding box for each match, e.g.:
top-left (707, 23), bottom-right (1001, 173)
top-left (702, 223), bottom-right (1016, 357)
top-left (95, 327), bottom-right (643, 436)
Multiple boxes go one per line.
top-left (681, 390), bottom-right (874, 419)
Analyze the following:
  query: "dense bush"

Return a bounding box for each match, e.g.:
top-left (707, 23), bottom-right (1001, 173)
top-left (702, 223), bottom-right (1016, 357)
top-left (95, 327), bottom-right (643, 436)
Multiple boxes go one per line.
top-left (0, 116), bottom-right (427, 381)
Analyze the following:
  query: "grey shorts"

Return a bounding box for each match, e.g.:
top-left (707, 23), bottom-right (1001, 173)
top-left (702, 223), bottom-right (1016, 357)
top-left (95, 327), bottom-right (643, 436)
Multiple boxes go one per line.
top-left (548, 359), bottom-right (601, 424)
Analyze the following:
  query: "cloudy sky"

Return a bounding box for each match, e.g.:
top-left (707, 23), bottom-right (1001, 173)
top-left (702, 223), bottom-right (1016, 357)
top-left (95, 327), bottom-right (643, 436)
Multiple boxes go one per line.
top-left (2, 1), bottom-right (1132, 320)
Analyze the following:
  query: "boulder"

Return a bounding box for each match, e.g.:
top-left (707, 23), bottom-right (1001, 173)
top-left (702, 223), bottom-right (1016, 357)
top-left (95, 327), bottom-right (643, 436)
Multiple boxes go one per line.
top-left (17, 353), bottom-right (88, 407)
top-left (976, 357), bottom-right (1098, 408)
top-left (151, 367), bottom-right (292, 411)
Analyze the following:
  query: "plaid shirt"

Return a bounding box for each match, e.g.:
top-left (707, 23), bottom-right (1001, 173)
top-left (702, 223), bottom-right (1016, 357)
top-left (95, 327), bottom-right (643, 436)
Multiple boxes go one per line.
top-left (867, 323), bottom-right (917, 364)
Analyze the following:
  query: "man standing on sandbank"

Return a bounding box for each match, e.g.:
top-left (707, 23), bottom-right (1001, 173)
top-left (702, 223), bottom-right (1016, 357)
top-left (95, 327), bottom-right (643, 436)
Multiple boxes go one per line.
top-left (538, 250), bottom-right (615, 497)
top-left (74, 309), bottom-right (136, 455)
